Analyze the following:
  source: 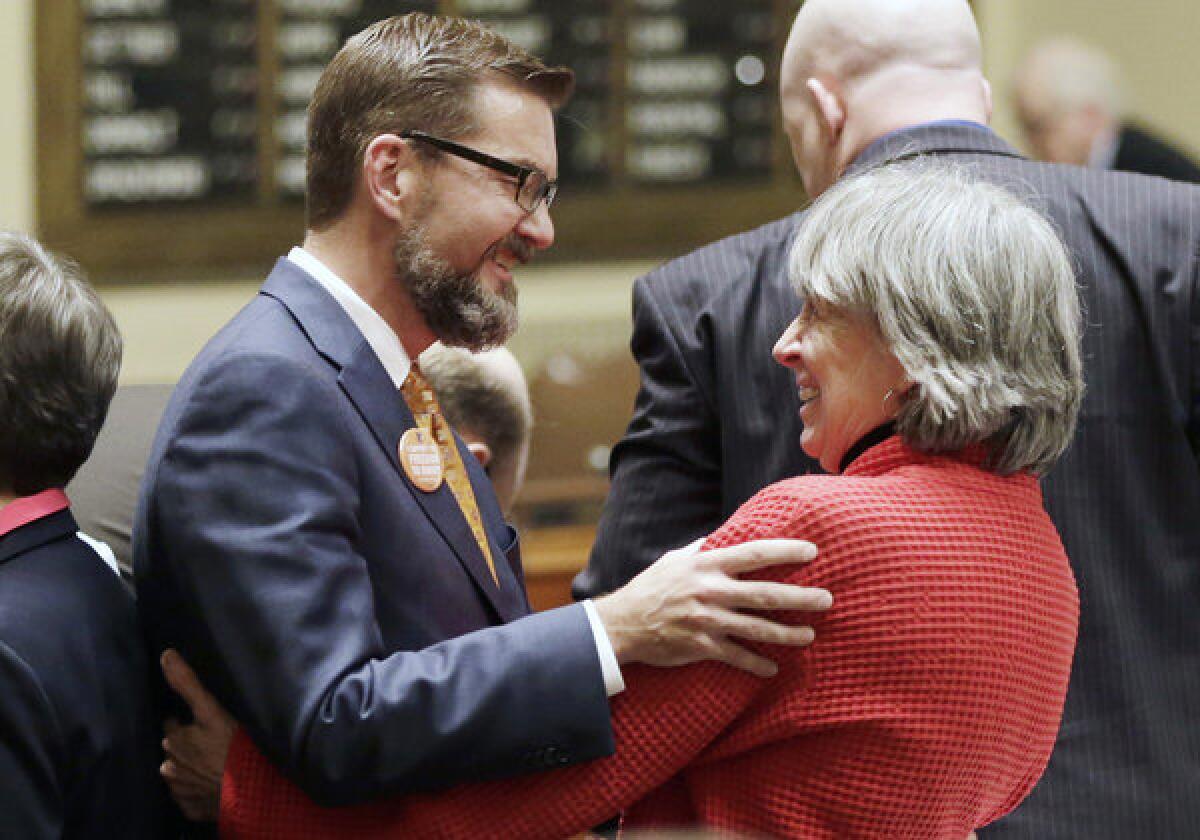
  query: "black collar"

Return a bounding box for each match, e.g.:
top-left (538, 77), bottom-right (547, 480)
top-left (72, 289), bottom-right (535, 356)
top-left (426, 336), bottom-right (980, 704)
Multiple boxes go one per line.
top-left (0, 508), bottom-right (79, 565)
top-left (839, 423), bottom-right (897, 473)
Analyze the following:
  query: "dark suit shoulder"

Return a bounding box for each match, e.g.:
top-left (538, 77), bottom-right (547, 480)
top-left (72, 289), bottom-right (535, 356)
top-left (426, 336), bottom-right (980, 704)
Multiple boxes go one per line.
top-left (0, 533), bottom-right (136, 669)
top-left (0, 532), bottom-right (167, 838)
top-left (960, 153), bottom-right (1200, 262)
top-left (636, 212), bottom-right (803, 309)
top-left (1115, 123), bottom-right (1200, 184)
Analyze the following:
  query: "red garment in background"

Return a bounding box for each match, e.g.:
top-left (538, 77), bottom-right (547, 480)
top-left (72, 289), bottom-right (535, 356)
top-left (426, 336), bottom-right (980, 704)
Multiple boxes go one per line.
top-left (220, 437), bottom-right (1079, 839)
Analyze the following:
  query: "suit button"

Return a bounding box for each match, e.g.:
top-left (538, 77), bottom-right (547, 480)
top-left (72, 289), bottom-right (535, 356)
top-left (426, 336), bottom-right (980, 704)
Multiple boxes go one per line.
top-left (556, 753), bottom-right (571, 766)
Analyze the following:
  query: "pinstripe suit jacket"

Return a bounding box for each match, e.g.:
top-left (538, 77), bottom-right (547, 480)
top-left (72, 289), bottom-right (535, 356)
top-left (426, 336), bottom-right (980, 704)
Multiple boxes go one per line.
top-left (579, 123), bottom-right (1200, 837)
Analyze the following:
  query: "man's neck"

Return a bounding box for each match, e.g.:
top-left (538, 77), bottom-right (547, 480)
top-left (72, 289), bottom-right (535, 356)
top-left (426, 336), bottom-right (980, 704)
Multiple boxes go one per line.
top-left (302, 224), bottom-right (435, 359)
top-left (837, 70), bottom-right (991, 176)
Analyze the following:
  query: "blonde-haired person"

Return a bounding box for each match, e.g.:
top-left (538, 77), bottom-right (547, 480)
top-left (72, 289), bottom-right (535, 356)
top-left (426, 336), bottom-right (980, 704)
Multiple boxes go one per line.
top-left (175, 163), bottom-right (1081, 839)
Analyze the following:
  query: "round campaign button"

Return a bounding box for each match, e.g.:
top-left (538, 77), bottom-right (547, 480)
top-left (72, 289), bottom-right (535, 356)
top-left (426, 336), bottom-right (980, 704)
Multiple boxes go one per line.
top-left (398, 427), bottom-right (443, 492)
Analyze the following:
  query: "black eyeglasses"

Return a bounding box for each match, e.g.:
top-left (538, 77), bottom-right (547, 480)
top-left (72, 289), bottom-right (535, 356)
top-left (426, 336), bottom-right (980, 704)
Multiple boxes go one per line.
top-left (401, 130), bottom-right (558, 215)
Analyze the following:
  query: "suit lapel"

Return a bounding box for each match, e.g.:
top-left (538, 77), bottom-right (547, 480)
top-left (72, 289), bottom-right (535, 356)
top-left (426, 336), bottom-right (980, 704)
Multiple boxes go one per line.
top-left (261, 260), bottom-right (518, 621)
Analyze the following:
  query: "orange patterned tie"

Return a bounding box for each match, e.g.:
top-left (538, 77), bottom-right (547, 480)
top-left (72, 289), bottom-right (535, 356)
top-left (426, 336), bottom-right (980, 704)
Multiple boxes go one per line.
top-left (400, 365), bottom-right (499, 586)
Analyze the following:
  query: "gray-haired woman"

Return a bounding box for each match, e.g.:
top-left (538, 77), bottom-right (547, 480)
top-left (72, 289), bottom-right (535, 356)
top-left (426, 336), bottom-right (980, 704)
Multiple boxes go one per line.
top-left (220, 163), bottom-right (1084, 840)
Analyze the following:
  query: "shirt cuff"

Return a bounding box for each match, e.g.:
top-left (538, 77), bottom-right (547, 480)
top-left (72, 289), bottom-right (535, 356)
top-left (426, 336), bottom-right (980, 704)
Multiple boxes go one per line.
top-left (582, 599), bottom-right (625, 697)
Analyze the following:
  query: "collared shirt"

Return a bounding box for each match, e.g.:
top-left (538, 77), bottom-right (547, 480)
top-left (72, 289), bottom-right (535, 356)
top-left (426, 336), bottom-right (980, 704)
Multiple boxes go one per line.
top-left (287, 246), bottom-right (413, 388)
top-left (853, 119), bottom-right (992, 168)
top-left (0, 487), bottom-right (70, 536)
top-left (286, 247), bottom-right (625, 696)
top-left (0, 488), bottom-right (119, 575)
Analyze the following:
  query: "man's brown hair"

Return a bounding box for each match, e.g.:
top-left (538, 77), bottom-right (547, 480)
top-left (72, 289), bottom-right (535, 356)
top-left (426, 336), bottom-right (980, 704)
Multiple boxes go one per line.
top-left (305, 12), bottom-right (575, 230)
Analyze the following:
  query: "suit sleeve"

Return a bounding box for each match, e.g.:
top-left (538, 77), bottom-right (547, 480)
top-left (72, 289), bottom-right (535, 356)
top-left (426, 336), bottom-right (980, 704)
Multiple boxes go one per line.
top-left (576, 274), bottom-right (725, 598)
top-left (1189, 238), bottom-right (1200, 459)
top-left (220, 490), bottom-right (812, 840)
top-left (0, 642), bottom-right (62, 840)
top-left (148, 352), bottom-right (613, 806)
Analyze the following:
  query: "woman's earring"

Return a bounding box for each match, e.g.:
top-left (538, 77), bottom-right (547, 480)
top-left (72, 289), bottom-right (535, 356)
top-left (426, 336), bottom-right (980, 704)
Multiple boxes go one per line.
top-left (882, 388), bottom-right (896, 417)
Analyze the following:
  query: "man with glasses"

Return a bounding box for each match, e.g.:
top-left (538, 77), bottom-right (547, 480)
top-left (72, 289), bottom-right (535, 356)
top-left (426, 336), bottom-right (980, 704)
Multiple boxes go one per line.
top-left (135, 11), bottom-right (829, 821)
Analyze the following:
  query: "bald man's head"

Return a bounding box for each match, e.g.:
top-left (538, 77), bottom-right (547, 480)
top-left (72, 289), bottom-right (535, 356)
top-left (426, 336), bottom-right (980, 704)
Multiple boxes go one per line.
top-left (780, 0), bottom-right (990, 197)
top-left (1013, 38), bottom-right (1124, 166)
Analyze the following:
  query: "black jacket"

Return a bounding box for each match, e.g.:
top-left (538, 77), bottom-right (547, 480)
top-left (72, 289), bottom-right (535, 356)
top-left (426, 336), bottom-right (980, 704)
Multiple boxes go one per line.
top-left (1113, 121), bottom-right (1200, 183)
top-left (0, 508), bottom-right (168, 838)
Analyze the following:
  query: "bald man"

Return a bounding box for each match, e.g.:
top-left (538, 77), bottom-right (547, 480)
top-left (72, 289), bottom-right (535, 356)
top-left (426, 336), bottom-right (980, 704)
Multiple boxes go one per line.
top-left (1014, 37), bottom-right (1200, 183)
top-left (581, 1), bottom-right (1200, 836)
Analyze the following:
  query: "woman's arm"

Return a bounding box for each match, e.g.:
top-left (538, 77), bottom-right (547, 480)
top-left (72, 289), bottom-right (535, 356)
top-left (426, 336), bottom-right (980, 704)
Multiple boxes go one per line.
top-left (219, 487), bottom-right (825, 840)
top-left (222, 658), bottom-right (762, 839)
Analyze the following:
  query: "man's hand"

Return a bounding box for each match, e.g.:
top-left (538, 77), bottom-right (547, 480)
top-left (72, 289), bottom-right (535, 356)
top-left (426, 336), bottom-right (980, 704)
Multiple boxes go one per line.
top-left (593, 538), bottom-right (831, 678)
top-left (159, 649), bottom-right (237, 822)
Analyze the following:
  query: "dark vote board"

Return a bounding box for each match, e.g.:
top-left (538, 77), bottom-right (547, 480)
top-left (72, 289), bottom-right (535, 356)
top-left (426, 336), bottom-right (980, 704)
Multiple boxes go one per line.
top-left (37, 0), bottom-right (806, 277)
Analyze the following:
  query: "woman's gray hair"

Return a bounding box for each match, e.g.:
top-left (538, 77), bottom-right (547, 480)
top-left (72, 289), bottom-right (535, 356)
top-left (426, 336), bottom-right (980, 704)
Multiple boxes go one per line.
top-left (0, 232), bottom-right (122, 495)
top-left (789, 161), bottom-right (1083, 474)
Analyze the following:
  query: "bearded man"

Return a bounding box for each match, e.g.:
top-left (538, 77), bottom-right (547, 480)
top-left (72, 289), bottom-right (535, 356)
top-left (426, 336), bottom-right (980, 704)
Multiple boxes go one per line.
top-left (133, 12), bottom-right (828, 816)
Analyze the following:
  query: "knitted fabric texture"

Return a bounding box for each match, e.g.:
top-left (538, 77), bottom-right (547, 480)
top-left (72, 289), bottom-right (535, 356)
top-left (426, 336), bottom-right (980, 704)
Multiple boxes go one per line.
top-left (220, 436), bottom-right (1078, 839)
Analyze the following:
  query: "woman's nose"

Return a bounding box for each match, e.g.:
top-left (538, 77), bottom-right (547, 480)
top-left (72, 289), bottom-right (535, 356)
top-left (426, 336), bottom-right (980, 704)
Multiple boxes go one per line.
top-left (773, 319), bottom-right (803, 368)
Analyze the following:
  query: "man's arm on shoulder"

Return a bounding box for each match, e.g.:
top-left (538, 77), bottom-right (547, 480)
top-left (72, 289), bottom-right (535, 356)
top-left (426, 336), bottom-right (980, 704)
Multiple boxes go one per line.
top-left (144, 351), bottom-right (613, 806)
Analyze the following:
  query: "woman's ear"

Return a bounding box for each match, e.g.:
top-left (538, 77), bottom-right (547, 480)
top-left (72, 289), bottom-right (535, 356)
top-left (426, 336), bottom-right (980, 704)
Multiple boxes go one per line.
top-left (363, 133), bottom-right (422, 222)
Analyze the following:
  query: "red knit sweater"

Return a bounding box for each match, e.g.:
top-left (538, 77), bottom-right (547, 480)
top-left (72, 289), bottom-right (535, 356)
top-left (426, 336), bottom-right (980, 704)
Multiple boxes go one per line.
top-left (220, 437), bottom-right (1078, 839)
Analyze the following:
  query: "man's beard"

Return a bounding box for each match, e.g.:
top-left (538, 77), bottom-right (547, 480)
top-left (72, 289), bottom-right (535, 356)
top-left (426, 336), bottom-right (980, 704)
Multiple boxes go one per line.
top-left (394, 223), bottom-right (523, 353)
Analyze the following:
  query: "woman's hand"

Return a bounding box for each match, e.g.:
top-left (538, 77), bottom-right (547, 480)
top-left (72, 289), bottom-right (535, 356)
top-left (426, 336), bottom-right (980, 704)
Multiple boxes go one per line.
top-left (159, 649), bottom-right (237, 822)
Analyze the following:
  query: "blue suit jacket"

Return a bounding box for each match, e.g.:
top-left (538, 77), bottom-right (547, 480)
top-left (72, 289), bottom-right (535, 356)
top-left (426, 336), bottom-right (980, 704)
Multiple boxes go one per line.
top-left (0, 509), bottom-right (168, 838)
top-left (134, 259), bottom-right (613, 806)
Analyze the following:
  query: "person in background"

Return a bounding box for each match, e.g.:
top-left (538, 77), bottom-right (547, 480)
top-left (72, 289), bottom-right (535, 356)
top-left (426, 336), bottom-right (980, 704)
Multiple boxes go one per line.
top-left (577, 0), bottom-right (1200, 836)
top-left (0, 231), bottom-right (168, 838)
top-left (66, 345), bottom-right (529, 579)
top-left (135, 10), bottom-right (829, 826)
top-left (421, 344), bottom-right (532, 515)
top-left (171, 162), bottom-right (1082, 840)
top-left (1013, 36), bottom-right (1200, 182)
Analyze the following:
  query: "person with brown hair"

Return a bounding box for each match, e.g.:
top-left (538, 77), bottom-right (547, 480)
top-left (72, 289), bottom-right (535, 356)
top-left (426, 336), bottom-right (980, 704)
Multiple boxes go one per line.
top-left (0, 231), bottom-right (168, 837)
top-left (135, 11), bottom-right (830, 823)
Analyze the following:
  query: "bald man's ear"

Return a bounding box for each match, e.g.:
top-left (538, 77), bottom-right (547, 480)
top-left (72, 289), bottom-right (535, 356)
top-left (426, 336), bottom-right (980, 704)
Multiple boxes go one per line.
top-left (363, 133), bottom-right (423, 222)
top-left (806, 78), bottom-right (845, 145)
top-left (467, 441), bottom-right (493, 471)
